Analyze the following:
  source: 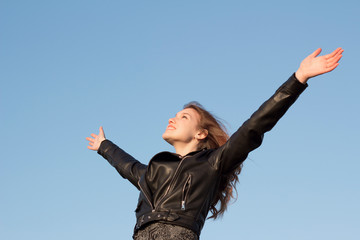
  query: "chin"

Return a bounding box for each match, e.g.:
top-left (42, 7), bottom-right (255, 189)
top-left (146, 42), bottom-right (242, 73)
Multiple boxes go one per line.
top-left (162, 132), bottom-right (169, 141)
top-left (162, 133), bottom-right (174, 145)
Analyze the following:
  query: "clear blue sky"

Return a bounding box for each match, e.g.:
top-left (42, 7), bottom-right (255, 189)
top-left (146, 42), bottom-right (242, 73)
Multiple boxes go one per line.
top-left (1, 1), bottom-right (359, 239)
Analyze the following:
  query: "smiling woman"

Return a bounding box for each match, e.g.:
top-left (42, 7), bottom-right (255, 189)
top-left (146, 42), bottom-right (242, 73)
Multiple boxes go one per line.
top-left (162, 107), bottom-right (210, 157)
top-left (86, 47), bottom-right (343, 240)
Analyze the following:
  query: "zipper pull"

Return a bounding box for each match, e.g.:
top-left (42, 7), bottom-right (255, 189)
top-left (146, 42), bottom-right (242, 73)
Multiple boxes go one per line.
top-left (181, 200), bottom-right (186, 210)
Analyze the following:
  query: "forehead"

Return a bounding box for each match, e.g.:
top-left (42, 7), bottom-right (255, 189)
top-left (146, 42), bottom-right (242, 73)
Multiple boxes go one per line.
top-left (177, 108), bottom-right (200, 119)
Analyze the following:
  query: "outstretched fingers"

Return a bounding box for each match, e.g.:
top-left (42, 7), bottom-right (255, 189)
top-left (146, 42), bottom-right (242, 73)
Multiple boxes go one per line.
top-left (86, 127), bottom-right (106, 151)
top-left (87, 139), bottom-right (94, 149)
top-left (324, 50), bottom-right (343, 73)
top-left (326, 49), bottom-right (343, 67)
top-left (86, 136), bottom-right (95, 150)
top-left (87, 145), bottom-right (95, 150)
top-left (296, 47), bottom-right (343, 82)
top-left (326, 47), bottom-right (343, 59)
top-left (327, 54), bottom-right (342, 66)
top-left (319, 47), bottom-right (342, 65)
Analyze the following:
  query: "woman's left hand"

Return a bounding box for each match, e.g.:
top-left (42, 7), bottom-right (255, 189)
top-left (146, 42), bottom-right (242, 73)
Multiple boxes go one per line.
top-left (295, 47), bottom-right (344, 84)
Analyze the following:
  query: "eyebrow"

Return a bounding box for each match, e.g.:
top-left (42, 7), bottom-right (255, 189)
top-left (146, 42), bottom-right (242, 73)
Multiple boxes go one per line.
top-left (176, 112), bottom-right (191, 118)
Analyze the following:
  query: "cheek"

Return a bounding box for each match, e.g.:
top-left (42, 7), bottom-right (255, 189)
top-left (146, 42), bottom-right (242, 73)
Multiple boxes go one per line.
top-left (184, 123), bottom-right (199, 137)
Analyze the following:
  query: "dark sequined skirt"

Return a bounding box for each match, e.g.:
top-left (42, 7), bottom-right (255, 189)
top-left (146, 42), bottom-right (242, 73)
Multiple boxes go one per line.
top-left (133, 222), bottom-right (198, 240)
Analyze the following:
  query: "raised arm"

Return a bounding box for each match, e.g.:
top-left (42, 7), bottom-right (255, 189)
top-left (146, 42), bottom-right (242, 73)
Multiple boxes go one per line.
top-left (212, 48), bottom-right (343, 174)
top-left (86, 127), bottom-right (147, 189)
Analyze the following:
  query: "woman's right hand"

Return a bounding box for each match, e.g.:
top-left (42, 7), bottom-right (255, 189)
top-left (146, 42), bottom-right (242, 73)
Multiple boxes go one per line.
top-left (86, 126), bottom-right (106, 151)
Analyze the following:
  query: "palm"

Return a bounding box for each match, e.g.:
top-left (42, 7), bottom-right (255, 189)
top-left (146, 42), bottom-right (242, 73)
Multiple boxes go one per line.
top-left (86, 126), bottom-right (106, 151)
top-left (296, 48), bottom-right (343, 83)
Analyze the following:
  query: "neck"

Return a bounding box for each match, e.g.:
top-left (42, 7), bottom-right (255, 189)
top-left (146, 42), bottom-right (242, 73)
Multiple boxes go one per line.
top-left (173, 141), bottom-right (199, 157)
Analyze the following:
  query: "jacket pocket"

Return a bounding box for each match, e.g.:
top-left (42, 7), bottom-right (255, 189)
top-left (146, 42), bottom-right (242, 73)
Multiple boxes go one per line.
top-left (181, 174), bottom-right (192, 211)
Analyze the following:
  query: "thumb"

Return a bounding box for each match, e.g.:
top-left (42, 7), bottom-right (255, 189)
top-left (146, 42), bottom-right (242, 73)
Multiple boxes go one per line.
top-left (99, 126), bottom-right (105, 138)
top-left (311, 48), bottom-right (322, 58)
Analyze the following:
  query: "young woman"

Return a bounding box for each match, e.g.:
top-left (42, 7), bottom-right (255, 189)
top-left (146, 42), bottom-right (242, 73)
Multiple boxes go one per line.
top-left (86, 48), bottom-right (343, 240)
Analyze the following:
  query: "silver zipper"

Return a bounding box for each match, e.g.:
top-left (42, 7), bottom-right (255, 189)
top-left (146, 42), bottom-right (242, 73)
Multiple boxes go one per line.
top-left (181, 174), bottom-right (192, 211)
top-left (138, 180), bottom-right (155, 211)
top-left (155, 155), bottom-right (190, 211)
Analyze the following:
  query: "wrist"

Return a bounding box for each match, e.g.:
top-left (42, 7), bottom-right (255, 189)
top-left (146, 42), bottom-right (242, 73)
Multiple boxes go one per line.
top-left (295, 70), bottom-right (309, 84)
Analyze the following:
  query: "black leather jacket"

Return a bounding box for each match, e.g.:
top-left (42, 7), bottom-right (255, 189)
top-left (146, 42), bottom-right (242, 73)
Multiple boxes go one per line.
top-left (97, 74), bottom-right (307, 238)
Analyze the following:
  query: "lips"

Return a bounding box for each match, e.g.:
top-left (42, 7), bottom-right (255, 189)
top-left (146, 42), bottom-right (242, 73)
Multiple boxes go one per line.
top-left (167, 124), bottom-right (176, 130)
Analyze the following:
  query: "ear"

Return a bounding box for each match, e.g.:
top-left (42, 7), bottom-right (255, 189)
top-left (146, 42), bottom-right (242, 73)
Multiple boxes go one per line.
top-left (195, 129), bottom-right (208, 140)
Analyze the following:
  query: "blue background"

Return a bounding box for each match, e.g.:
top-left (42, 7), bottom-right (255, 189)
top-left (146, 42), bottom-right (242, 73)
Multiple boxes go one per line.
top-left (1, 1), bottom-right (359, 239)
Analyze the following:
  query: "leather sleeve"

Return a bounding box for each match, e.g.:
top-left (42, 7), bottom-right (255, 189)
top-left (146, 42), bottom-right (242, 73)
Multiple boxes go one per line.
top-left (212, 73), bottom-right (308, 174)
top-left (97, 139), bottom-right (147, 190)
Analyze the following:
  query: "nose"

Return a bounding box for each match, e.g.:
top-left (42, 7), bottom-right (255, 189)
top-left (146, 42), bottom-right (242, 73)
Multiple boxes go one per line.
top-left (169, 118), bottom-right (176, 124)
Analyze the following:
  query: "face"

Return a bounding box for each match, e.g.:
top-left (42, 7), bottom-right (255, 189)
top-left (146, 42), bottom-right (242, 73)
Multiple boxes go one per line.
top-left (162, 108), bottom-right (203, 146)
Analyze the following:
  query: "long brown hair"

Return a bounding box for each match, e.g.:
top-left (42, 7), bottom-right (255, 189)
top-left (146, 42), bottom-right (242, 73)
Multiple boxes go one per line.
top-left (183, 101), bottom-right (243, 220)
